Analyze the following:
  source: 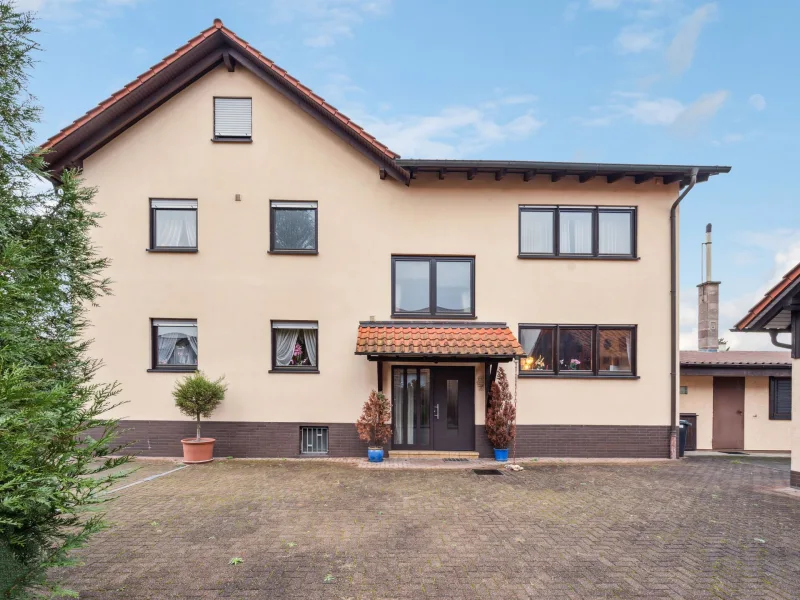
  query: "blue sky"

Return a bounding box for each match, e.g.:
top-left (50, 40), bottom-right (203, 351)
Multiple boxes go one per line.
top-left (22, 0), bottom-right (799, 349)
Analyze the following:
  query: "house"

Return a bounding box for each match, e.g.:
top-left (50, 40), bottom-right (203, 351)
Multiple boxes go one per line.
top-left (678, 225), bottom-right (792, 452)
top-left (40, 20), bottom-right (730, 459)
top-left (679, 351), bottom-right (791, 451)
top-left (733, 262), bottom-right (800, 487)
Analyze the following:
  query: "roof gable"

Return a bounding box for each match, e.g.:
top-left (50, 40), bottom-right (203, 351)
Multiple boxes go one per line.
top-left (734, 262), bottom-right (800, 331)
top-left (41, 19), bottom-right (410, 184)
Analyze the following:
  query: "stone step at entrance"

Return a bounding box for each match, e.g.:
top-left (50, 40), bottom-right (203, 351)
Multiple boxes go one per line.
top-left (389, 450), bottom-right (479, 459)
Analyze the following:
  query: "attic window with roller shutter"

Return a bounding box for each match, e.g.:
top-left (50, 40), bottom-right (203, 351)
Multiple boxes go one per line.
top-left (213, 97), bottom-right (252, 141)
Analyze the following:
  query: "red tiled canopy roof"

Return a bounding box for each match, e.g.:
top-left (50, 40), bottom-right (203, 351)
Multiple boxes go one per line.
top-left (355, 322), bottom-right (525, 359)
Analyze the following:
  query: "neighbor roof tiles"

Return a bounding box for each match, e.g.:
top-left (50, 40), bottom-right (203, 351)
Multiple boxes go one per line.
top-left (734, 262), bottom-right (800, 331)
top-left (680, 351), bottom-right (791, 366)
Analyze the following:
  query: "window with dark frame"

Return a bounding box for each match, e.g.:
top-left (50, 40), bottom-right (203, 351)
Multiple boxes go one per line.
top-left (151, 319), bottom-right (197, 371)
top-left (270, 321), bottom-right (319, 372)
top-left (519, 324), bottom-right (636, 377)
top-left (519, 206), bottom-right (636, 258)
top-left (270, 201), bottom-right (318, 253)
top-left (300, 426), bottom-right (329, 454)
top-left (769, 377), bottom-right (792, 420)
top-left (392, 256), bottom-right (475, 318)
top-left (149, 199), bottom-right (197, 251)
top-left (213, 97), bottom-right (252, 140)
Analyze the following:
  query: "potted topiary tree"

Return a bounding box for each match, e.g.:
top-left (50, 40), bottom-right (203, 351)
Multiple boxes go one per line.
top-left (485, 367), bottom-right (516, 462)
top-left (173, 372), bottom-right (227, 464)
top-left (355, 390), bottom-right (392, 462)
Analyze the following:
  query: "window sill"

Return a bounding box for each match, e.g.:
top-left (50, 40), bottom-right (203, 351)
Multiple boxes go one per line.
top-left (519, 372), bottom-right (639, 379)
top-left (518, 254), bottom-right (640, 261)
top-left (147, 248), bottom-right (198, 253)
top-left (211, 136), bottom-right (252, 143)
top-left (147, 368), bottom-right (198, 373)
top-left (390, 314), bottom-right (477, 320)
top-left (268, 369), bottom-right (320, 374)
top-left (268, 250), bottom-right (319, 256)
top-left (769, 416), bottom-right (791, 421)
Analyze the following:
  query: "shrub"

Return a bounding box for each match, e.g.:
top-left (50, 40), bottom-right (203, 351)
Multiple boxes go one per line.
top-left (355, 390), bottom-right (392, 447)
top-left (485, 367), bottom-right (516, 450)
top-left (173, 372), bottom-right (227, 439)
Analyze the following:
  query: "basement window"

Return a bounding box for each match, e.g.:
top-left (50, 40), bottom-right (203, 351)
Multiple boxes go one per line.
top-left (300, 427), bottom-right (328, 454)
top-left (213, 97), bottom-right (252, 141)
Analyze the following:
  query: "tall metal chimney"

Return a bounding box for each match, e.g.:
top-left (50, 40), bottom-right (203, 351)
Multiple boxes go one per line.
top-left (697, 223), bottom-right (720, 351)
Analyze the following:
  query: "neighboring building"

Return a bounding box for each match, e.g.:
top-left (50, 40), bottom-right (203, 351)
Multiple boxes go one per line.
top-left (733, 262), bottom-right (800, 487)
top-left (679, 351), bottom-right (791, 451)
top-left (40, 20), bottom-right (730, 459)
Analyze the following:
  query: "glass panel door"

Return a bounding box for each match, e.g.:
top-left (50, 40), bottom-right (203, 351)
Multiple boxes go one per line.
top-left (391, 367), bottom-right (431, 449)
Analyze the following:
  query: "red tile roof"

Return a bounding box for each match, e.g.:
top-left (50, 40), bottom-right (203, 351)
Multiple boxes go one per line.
top-left (41, 19), bottom-right (399, 163)
top-left (355, 322), bottom-right (525, 358)
top-left (680, 351), bottom-right (791, 366)
top-left (734, 262), bottom-right (800, 331)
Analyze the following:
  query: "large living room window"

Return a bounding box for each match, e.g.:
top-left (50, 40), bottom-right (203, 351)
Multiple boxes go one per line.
top-left (150, 319), bottom-right (198, 371)
top-left (519, 206), bottom-right (636, 259)
top-left (270, 321), bottom-right (319, 373)
top-left (149, 199), bottom-right (197, 251)
top-left (519, 324), bottom-right (636, 377)
top-left (270, 201), bottom-right (318, 254)
top-left (769, 377), bottom-right (792, 420)
top-left (392, 256), bottom-right (475, 318)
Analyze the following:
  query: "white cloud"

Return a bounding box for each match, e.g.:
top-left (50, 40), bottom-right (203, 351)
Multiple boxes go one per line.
top-left (748, 93), bottom-right (766, 111)
top-left (355, 104), bottom-right (544, 158)
top-left (14, 0), bottom-right (141, 26)
top-left (666, 3), bottom-right (717, 75)
top-left (615, 25), bottom-right (661, 54)
top-left (269, 0), bottom-right (391, 47)
top-left (577, 89), bottom-right (727, 131)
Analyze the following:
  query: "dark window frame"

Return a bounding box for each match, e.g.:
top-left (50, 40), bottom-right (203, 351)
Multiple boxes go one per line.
top-left (148, 199), bottom-right (198, 253)
top-left (391, 255), bottom-right (476, 319)
top-left (149, 318), bottom-right (198, 373)
top-left (518, 205), bottom-right (637, 260)
top-left (269, 320), bottom-right (320, 374)
top-left (391, 365), bottom-right (433, 450)
top-left (212, 96), bottom-right (253, 143)
top-left (518, 323), bottom-right (638, 378)
top-left (769, 377), bottom-right (792, 420)
top-left (269, 200), bottom-right (319, 255)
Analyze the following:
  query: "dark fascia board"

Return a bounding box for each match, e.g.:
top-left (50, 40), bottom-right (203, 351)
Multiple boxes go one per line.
top-left (360, 353), bottom-right (518, 362)
top-left (395, 159), bottom-right (731, 186)
top-left (681, 366), bottom-right (791, 377)
top-left (42, 30), bottom-right (410, 185)
top-left (359, 321), bottom-right (508, 328)
top-left (736, 280), bottom-right (800, 332)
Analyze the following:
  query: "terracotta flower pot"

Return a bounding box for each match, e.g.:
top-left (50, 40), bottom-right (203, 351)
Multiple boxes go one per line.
top-left (181, 437), bottom-right (216, 464)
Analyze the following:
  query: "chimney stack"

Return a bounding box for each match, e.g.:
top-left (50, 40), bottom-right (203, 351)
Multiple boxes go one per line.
top-left (697, 223), bottom-right (720, 351)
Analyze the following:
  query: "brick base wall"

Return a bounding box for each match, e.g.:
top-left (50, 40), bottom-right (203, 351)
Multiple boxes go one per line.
top-left (792, 470), bottom-right (800, 489)
top-left (107, 420), bottom-right (671, 459)
top-left (475, 425), bottom-right (672, 458)
top-left (108, 420), bottom-right (372, 458)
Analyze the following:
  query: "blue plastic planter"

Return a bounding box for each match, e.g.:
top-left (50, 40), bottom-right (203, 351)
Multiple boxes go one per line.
top-left (368, 447), bottom-right (384, 463)
top-left (493, 448), bottom-right (509, 462)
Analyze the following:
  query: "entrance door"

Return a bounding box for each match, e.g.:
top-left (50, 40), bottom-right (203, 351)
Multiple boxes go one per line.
top-left (431, 367), bottom-right (475, 451)
top-left (712, 377), bottom-right (744, 450)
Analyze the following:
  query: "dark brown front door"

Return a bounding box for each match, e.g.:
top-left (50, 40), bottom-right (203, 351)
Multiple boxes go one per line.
top-left (712, 377), bottom-right (745, 450)
top-left (431, 367), bottom-right (475, 451)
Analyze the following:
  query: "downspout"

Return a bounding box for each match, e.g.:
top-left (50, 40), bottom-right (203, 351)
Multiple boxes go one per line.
top-left (769, 331), bottom-right (792, 350)
top-left (669, 167), bottom-right (698, 459)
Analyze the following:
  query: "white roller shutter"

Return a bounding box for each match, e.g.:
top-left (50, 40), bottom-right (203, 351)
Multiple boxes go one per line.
top-left (214, 97), bottom-right (252, 138)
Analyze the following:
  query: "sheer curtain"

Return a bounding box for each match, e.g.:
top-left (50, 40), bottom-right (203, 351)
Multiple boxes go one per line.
top-left (157, 335), bottom-right (179, 365)
top-left (303, 330), bottom-right (317, 367)
top-left (275, 329), bottom-right (300, 366)
top-left (560, 212), bottom-right (592, 254)
top-left (520, 210), bottom-right (554, 254)
top-left (599, 212), bottom-right (631, 255)
top-left (156, 210), bottom-right (197, 247)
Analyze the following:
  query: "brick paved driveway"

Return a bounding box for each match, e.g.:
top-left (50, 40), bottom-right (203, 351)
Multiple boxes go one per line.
top-left (56, 456), bottom-right (799, 599)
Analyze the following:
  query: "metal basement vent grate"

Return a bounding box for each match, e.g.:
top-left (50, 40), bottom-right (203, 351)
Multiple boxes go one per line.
top-left (443, 458), bottom-right (469, 462)
top-left (473, 469), bottom-right (503, 476)
top-left (300, 427), bottom-right (328, 454)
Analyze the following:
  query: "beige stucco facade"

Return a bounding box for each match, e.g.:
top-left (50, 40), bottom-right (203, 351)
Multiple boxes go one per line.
top-left (679, 375), bottom-right (791, 451)
top-left (78, 64), bottom-right (683, 455)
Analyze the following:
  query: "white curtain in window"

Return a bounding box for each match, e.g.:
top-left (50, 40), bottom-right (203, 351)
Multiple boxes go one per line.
top-left (625, 333), bottom-right (631, 369)
top-left (560, 212), bottom-right (592, 254)
top-left (156, 210), bottom-right (197, 247)
top-left (520, 210), bottom-right (554, 254)
top-left (275, 329), bottom-right (300, 366)
top-left (599, 212), bottom-right (631, 255)
top-left (157, 334), bottom-right (179, 364)
top-left (303, 329), bottom-right (317, 367)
